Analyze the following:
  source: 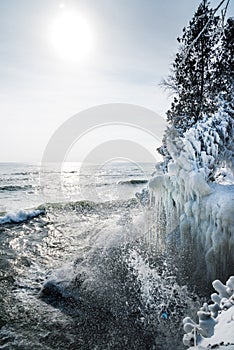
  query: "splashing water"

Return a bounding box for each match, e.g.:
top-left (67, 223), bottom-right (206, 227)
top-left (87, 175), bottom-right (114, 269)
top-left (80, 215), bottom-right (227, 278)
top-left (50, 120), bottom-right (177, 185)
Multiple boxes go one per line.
top-left (0, 162), bottom-right (202, 349)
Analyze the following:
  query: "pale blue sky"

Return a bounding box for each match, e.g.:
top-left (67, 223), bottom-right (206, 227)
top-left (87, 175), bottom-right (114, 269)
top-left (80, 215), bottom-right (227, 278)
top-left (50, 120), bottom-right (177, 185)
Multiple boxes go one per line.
top-left (0, 0), bottom-right (233, 161)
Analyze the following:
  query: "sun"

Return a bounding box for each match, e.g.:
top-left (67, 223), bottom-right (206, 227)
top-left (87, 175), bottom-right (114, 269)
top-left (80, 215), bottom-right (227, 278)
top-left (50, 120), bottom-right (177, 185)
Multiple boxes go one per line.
top-left (50, 11), bottom-right (94, 62)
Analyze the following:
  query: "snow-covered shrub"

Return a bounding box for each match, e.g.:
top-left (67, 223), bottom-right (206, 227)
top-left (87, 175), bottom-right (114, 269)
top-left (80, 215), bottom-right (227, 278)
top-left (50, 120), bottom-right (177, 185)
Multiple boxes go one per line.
top-left (183, 276), bottom-right (234, 349)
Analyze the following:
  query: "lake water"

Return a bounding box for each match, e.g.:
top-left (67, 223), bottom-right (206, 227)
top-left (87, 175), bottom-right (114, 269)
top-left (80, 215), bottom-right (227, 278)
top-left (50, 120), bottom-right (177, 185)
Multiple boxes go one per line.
top-left (0, 162), bottom-right (200, 350)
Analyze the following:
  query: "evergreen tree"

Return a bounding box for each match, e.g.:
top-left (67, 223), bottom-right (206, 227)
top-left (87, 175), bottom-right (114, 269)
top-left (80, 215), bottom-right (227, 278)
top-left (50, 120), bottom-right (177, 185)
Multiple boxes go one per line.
top-left (158, 0), bottom-right (233, 164)
top-left (164, 0), bottom-right (220, 131)
top-left (213, 16), bottom-right (234, 113)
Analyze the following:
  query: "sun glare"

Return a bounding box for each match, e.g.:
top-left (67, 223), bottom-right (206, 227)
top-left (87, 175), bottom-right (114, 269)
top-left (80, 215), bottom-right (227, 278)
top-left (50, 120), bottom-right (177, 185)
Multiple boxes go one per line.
top-left (50, 11), bottom-right (94, 62)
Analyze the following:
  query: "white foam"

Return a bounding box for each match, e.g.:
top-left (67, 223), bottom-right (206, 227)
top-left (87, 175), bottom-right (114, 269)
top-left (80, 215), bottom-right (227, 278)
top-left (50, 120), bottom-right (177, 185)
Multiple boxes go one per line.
top-left (0, 209), bottom-right (45, 224)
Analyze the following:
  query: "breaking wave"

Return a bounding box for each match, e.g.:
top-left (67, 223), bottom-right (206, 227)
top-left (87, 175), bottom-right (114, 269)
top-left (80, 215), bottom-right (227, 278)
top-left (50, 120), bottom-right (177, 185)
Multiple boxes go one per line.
top-left (0, 184), bottom-right (33, 192)
top-left (119, 179), bottom-right (148, 185)
top-left (0, 209), bottom-right (46, 224)
top-left (44, 198), bottom-right (138, 211)
top-left (40, 244), bottom-right (200, 349)
top-left (0, 199), bottom-right (139, 226)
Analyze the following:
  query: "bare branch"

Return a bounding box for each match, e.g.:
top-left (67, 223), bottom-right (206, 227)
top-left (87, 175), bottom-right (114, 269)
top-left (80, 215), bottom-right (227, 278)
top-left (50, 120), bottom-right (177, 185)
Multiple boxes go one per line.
top-left (160, 76), bottom-right (179, 95)
top-left (221, 0), bottom-right (231, 30)
top-left (222, 0), bottom-right (231, 18)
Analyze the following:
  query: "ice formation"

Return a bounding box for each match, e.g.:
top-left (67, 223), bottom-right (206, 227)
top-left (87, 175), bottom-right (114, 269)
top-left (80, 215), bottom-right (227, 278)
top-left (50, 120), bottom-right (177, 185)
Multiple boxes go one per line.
top-left (183, 276), bottom-right (234, 349)
top-left (148, 107), bottom-right (234, 283)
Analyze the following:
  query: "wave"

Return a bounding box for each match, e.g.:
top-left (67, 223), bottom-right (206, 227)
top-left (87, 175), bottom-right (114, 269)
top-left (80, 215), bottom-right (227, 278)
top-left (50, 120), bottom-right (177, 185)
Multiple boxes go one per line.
top-left (0, 198), bottom-right (139, 226)
top-left (0, 209), bottom-right (45, 225)
top-left (118, 179), bottom-right (148, 185)
top-left (43, 198), bottom-right (138, 212)
top-left (0, 177), bottom-right (30, 182)
top-left (12, 171), bottom-right (39, 176)
top-left (40, 247), bottom-right (200, 350)
top-left (0, 185), bottom-right (33, 192)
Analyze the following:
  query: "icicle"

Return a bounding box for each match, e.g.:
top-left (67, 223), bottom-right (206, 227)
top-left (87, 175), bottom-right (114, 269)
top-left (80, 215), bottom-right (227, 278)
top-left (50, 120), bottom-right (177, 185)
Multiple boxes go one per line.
top-left (148, 111), bottom-right (234, 282)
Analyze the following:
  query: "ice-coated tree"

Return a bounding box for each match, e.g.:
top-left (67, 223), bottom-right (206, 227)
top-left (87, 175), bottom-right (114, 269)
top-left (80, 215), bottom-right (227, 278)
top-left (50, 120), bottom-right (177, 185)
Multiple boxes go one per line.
top-left (157, 0), bottom-right (233, 164)
top-left (164, 0), bottom-right (221, 131)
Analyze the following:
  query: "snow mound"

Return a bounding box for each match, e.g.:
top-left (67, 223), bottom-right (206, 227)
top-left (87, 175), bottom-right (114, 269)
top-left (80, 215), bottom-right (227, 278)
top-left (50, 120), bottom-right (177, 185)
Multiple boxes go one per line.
top-left (183, 276), bottom-right (234, 350)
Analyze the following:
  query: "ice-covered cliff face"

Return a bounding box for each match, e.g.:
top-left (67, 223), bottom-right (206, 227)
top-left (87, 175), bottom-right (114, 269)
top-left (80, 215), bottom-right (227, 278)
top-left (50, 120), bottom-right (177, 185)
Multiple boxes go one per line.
top-left (149, 106), bottom-right (234, 286)
top-left (183, 276), bottom-right (234, 349)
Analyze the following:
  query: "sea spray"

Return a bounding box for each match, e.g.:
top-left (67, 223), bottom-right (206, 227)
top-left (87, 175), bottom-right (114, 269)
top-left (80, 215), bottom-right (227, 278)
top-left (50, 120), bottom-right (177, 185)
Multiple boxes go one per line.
top-left (40, 236), bottom-right (201, 349)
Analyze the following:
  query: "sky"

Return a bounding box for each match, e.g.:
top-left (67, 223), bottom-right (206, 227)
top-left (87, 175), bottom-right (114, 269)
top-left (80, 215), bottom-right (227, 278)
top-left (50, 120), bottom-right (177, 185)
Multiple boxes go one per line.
top-left (0, 0), bottom-right (233, 162)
